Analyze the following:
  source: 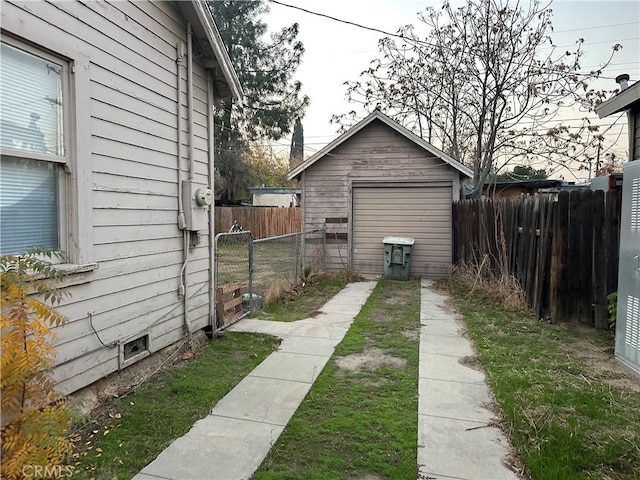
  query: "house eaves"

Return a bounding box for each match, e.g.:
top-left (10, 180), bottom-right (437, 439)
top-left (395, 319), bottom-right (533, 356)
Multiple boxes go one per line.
top-left (178, 0), bottom-right (243, 101)
top-left (595, 80), bottom-right (640, 118)
top-left (287, 110), bottom-right (473, 180)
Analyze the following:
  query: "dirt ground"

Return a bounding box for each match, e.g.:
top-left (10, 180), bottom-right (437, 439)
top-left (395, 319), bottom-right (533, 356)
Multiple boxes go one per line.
top-left (335, 347), bottom-right (407, 373)
top-left (67, 330), bottom-right (210, 416)
top-left (564, 326), bottom-right (640, 392)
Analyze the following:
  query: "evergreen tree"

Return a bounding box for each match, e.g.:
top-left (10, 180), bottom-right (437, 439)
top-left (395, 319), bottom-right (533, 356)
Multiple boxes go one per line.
top-left (289, 117), bottom-right (304, 170)
top-left (494, 165), bottom-right (548, 182)
top-left (209, 0), bottom-right (309, 202)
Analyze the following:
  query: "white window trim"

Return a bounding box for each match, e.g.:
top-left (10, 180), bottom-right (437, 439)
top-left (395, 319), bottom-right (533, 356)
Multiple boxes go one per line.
top-left (1, 32), bottom-right (95, 278)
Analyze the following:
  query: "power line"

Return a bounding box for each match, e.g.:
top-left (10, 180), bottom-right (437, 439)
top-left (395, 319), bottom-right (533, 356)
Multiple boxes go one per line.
top-left (269, 0), bottom-right (399, 39)
top-left (552, 21), bottom-right (639, 34)
top-left (539, 37), bottom-right (640, 49)
top-left (268, 0), bottom-right (633, 81)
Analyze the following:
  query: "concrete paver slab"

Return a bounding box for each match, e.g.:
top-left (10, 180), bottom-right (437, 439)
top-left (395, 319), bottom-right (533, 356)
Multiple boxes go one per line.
top-left (295, 312), bottom-right (354, 325)
top-left (420, 318), bottom-right (465, 337)
top-left (278, 336), bottom-right (339, 356)
top-left (418, 377), bottom-right (494, 423)
top-left (287, 322), bottom-right (350, 340)
top-left (210, 376), bottom-right (311, 426)
top-left (226, 319), bottom-right (294, 337)
top-left (418, 414), bottom-right (518, 480)
top-left (420, 352), bottom-right (486, 383)
top-left (319, 302), bottom-right (365, 314)
top-left (420, 333), bottom-right (475, 357)
top-left (419, 279), bottom-right (518, 479)
top-left (421, 310), bottom-right (455, 322)
top-left (135, 279), bottom-right (518, 480)
top-left (138, 416), bottom-right (284, 480)
top-left (249, 351), bottom-right (329, 383)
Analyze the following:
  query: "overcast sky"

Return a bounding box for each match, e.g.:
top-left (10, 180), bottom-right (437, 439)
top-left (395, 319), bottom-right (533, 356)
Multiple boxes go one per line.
top-left (265, 0), bottom-right (640, 179)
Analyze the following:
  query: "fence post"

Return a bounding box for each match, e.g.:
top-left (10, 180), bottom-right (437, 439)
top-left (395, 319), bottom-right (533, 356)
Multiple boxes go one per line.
top-left (605, 189), bottom-right (621, 297)
top-left (580, 190), bottom-right (594, 325)
top-left (593, 190), bottom-right (608, 329)
top-left (248, 232), bottom-right (254, 311)
top-left (550, 193), bottom-right (568, 323)
top-left (294, 232), bottom-right (300, 283)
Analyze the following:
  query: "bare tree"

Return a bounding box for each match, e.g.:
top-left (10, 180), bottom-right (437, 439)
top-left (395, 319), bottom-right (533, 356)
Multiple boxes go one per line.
top-left (332, 0), bottom-right (621, 195)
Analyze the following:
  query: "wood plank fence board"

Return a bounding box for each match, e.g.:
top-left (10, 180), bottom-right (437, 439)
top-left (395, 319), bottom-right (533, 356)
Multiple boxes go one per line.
top-left (453, 190), bottom-right (621, 330)
top-left (214, 207), bottom-right (301, 239)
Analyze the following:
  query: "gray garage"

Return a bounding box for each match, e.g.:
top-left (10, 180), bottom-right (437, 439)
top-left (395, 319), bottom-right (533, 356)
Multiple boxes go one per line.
top-left (288, 110), bottom-right (472, 278)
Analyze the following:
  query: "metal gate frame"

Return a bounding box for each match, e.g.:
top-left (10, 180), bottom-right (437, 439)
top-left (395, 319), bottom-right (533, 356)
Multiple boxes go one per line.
top-left (214, 230), bottom-right (253, 332)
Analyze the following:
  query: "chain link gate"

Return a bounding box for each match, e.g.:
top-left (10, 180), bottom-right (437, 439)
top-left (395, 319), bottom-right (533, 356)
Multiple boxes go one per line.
top-left (214, 231), bottom-right (253, 331)
top-left (214, 229), bottom-right (324, 331)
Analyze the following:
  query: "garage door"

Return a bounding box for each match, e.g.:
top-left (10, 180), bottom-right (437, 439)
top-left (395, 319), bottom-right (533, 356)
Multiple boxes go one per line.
top-left (352, 185), bottom-right (452, 278)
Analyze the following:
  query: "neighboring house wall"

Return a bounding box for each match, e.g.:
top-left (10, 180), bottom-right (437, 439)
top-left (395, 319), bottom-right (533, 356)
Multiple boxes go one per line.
top-left (253, 193), bottom-right (299, 207)
top-left (1, 1), bottom-right (231, 394)
top-left (633, 105), bottom-right (640, 160)
top-left (301, 119), bottom-right (459, 275)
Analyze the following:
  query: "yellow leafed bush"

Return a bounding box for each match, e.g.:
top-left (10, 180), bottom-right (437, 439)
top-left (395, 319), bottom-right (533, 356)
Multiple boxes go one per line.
top-left (1, 249), bottom-right (74, 479)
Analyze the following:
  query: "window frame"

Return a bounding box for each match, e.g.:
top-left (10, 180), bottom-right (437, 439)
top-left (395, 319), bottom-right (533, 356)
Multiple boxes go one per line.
top-left (1, 37), bottom-right (70, 164)
top-left (0, 30), bottom-right (95, 278)
top-left (1, 37), bottom-right (70, 260)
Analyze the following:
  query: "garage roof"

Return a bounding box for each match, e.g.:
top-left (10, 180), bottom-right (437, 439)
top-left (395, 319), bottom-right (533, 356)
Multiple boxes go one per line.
top-left (287, 109), bottom-right (473, 180)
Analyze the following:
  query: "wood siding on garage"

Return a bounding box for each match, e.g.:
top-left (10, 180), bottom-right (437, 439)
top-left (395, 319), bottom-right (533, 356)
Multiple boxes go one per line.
top-left (352, 185), bottom-right (452, 277)
top-left (301, 119), bottom-right (460, 274)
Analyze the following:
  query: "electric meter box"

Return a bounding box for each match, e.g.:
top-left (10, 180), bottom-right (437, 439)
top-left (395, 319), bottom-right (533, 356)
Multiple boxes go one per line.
top-left (182, 180), bottom-right (213, 231)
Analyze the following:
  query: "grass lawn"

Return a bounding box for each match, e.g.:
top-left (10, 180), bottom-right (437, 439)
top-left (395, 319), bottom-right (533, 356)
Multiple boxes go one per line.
top-left (70, 333), bottom-right (280, 480)
top-left (452, 291), bottom-right (640, 480)
top-left (253, 278), bottom-right (421, 480)
top-left (252, 274), bottom-right (348, 322)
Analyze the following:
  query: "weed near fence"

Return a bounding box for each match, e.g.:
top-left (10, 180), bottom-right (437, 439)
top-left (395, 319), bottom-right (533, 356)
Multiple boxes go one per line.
top-left (453, 190), bottom-right (622, 328)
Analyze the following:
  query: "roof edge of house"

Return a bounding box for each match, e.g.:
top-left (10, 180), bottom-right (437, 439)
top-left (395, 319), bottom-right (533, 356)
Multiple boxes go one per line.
top-left (595, 80), bottom-right (640, 118)
top-left (189, 0), bottom-right (243, 101)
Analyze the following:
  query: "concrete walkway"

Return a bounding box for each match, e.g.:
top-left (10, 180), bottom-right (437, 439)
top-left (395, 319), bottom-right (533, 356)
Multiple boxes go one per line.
top-left (418, 278), bottom-right (519, 480)
top-left (133, 278), bottom-right (519, 480)
top-left (132, 281), bottom-right (377, 480)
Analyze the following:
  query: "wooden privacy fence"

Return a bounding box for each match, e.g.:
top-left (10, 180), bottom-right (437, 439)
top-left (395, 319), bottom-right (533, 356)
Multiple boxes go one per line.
top-left (214, 206), bottom-right (302, 239)
top-left (453, 190), bottom-right (622, 328)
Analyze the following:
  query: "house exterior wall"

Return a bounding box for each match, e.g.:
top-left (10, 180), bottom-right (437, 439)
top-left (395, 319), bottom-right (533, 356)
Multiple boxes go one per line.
top-left (302, 119), bottom-right (459, 273)
top-left (2, 1), bottom-right (217, 394)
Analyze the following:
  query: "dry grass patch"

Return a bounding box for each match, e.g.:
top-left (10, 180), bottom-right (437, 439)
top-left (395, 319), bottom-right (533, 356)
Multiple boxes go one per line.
top-left (450, 256), bottom-right (529, 312)
top-left (265, 279), bottom-right (291, 304)
top-left (335, 347), bottom-right (407, 373)
top-left (400, 328), bottom-right (419, 341)
top-left (459, 355), bottom-right (483, 371)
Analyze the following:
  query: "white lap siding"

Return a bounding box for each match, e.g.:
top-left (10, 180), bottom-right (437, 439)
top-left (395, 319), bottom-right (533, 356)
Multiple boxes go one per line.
top-left (2, 0), bottom-right (214, 394)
